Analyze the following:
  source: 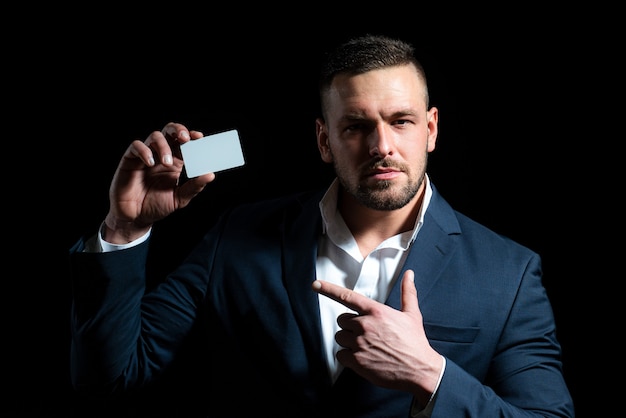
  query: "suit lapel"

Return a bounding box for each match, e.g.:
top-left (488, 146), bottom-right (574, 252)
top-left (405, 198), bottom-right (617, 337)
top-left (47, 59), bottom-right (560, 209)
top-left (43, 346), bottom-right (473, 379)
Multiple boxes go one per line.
top-left (386, 186), bottom-right (461, 309)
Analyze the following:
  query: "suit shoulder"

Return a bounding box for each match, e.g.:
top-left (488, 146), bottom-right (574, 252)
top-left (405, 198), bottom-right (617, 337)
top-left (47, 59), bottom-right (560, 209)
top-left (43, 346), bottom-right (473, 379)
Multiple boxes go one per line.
top-left (453, 210), bottom-right (538, 259)
top-left (429, 184), bottom-right (537, 258)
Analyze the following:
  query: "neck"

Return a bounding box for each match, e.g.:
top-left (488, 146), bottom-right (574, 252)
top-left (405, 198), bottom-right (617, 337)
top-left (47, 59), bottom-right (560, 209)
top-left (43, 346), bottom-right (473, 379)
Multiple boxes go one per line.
top-left (338, 187), bottom-right (424, 257)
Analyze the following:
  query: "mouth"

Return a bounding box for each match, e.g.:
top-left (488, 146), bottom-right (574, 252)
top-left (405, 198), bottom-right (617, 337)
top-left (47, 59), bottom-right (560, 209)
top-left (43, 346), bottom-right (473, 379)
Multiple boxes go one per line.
top-left (366, 166), bottom-right (403, 181)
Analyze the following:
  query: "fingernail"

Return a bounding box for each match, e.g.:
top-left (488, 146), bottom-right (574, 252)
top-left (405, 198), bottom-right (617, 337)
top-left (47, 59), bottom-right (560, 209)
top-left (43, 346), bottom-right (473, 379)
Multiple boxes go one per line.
top-left (164, 155), bottom-right (173, 164)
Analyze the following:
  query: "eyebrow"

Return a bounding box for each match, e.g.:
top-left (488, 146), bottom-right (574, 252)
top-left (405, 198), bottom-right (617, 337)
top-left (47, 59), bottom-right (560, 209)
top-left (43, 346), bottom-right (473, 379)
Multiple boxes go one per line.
top-left (340, 109), bottom-right (419, 122)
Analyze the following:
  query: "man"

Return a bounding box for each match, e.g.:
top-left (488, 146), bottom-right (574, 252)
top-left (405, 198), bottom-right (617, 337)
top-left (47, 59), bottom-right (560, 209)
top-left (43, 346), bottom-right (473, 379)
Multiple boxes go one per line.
top-left (69, 34), bottom-right (574, 417)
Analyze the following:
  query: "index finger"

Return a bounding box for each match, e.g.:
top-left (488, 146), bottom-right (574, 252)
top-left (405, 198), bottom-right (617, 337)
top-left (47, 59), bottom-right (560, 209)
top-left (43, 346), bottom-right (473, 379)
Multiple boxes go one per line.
top-left (311, 280), bottom-right (376, 315)
top-left (161, 122), bottom-right (205, 145)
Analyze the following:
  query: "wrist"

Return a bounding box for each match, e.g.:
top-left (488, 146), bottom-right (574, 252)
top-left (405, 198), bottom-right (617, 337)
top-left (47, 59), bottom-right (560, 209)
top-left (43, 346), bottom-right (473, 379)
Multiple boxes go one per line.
top-left (410, 353), bottom-right (445, 407)
top-left (103, 213), bottom-right (151, 244)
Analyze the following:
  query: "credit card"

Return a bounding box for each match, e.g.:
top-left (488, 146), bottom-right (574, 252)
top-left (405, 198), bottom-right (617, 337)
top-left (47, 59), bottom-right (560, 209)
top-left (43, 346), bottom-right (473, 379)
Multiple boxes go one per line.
top-left (180, 129), bottom-right (245, 177)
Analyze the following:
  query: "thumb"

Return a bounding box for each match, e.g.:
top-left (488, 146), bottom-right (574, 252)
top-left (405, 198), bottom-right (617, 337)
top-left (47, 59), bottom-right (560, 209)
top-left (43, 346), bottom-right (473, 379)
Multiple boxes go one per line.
top-left (400, 269), bottom-right (419, 313)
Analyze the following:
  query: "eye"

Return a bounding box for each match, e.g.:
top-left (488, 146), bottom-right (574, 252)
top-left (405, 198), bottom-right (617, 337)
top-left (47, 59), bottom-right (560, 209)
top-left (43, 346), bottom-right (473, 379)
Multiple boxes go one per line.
top-left (393, 119), bottom-right (411, 126)
top-left (345, 123), bottom-right (367, 133)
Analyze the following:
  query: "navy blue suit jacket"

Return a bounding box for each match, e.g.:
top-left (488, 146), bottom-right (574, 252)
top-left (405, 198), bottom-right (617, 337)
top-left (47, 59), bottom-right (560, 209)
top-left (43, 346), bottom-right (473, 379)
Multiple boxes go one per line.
top-left (69, 183), bottom-right (574, 417)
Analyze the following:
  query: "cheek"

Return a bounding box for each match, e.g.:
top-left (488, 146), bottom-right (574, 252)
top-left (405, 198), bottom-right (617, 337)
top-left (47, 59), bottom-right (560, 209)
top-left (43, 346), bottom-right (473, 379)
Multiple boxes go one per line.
top-left (326, 140), bottom-right (368, 166)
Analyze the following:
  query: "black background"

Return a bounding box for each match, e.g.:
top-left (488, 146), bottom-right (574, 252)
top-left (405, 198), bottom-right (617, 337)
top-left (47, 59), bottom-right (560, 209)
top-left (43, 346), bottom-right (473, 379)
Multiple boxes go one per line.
top-left (6, 5), bottom-right (620, 416)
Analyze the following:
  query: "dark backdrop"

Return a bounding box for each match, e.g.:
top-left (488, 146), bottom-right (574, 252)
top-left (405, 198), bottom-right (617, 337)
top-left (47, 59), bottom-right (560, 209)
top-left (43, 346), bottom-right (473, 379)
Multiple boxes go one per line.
top-left (6, 6), bottom-right (619, 417)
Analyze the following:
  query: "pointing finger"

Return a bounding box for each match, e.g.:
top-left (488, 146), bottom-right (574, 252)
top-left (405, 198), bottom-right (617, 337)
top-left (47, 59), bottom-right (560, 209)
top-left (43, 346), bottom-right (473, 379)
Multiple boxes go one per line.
top-left (311, 280), bottom-right (376, 315)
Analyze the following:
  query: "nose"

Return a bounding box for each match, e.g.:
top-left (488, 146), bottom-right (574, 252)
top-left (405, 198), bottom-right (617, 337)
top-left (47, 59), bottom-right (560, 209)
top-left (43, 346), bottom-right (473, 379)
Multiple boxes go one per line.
top-left (369, 125), bottom-right (393, 157)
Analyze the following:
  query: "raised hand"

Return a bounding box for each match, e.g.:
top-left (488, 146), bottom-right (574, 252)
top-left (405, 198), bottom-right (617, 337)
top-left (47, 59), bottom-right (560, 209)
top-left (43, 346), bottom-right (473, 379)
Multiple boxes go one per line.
top-left (103, 122), bottom-right (216, 244)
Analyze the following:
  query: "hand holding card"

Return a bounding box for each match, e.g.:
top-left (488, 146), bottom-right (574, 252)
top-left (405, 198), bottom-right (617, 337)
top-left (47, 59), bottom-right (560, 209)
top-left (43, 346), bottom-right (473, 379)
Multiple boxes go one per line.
top-left (180, 129), bottom-right (246, 178)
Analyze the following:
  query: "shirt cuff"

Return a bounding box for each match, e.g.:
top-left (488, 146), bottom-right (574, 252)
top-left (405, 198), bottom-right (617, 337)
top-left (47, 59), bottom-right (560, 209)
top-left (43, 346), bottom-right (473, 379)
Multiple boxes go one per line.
top-left (96, 221), bottom-right (152, 252)
top-left (410, 355), bottom-right (446, 418)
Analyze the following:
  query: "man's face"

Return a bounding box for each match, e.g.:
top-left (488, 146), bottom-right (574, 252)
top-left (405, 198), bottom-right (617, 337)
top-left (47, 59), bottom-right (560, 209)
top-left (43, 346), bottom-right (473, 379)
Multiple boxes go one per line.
top-left (317, 64), bottom-right (438, 211)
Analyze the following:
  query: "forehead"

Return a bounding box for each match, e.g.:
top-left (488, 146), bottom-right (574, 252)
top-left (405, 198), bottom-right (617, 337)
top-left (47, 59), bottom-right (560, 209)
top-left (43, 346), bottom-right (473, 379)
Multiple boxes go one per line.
top-left (325, 65), bottom-right (427, 113)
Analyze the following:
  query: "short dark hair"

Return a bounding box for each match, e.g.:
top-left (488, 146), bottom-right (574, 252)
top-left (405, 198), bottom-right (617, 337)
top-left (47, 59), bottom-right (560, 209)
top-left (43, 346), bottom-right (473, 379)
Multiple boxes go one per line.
top-left (318, 34), bottom-right (429, 116)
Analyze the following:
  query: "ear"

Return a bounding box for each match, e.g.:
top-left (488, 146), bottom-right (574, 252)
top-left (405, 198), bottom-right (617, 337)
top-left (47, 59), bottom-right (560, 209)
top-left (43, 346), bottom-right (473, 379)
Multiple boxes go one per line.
top-left (426, 107), bottom-right (439, 153)
top-left (316, 118), bottom-right (333, 163)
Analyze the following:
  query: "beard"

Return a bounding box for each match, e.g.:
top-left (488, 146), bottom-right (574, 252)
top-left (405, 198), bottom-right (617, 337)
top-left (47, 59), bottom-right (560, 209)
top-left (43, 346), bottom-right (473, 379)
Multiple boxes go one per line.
top-left (335, 157), bottom-right (425, 211)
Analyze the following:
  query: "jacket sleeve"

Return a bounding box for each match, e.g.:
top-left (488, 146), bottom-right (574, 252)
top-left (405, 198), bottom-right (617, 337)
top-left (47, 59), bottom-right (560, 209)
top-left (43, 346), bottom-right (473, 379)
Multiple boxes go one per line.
top-left (68, 233), bottom-right (210, 397)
